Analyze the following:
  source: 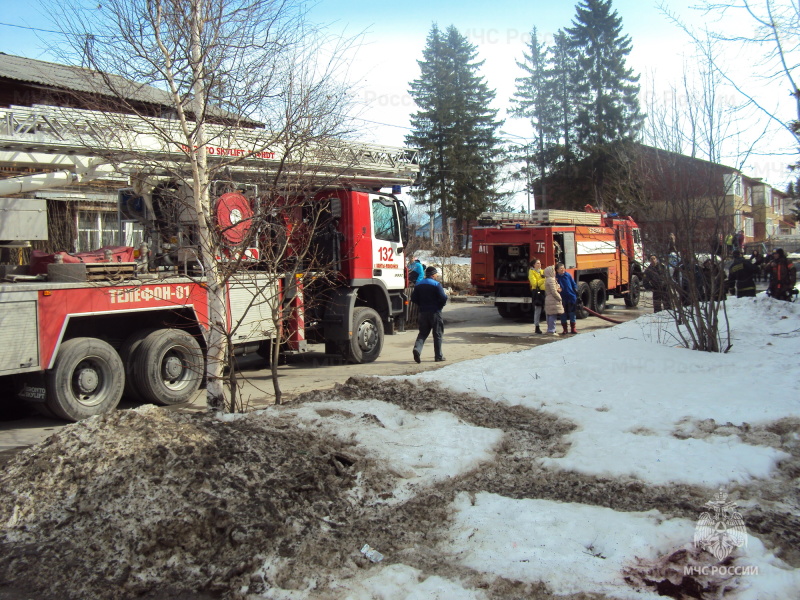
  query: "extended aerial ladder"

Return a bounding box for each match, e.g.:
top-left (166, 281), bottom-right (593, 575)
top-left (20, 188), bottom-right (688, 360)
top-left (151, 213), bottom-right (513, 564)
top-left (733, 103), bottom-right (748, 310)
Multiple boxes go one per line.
top-left (0, 104), bottom-right (419, 195)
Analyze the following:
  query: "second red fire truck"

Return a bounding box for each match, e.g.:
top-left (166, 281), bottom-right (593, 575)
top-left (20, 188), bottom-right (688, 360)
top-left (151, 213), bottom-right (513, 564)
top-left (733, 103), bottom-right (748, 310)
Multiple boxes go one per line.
top-left (471, 207), bottom-right (644, 319)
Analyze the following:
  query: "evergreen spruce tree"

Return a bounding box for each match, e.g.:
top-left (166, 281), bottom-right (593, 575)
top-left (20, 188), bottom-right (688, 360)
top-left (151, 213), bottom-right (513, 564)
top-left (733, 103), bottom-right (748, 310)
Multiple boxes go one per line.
top-left (408, 24), bottom-right (503, 247)
top-left (510, 28), bottom-right (557, 208)
top-left (566, 0), bottom-right (642, 147)
top-left (547, 30), bottom-right (579, 170)
top-left (564, 0), bottom-right (643, 209)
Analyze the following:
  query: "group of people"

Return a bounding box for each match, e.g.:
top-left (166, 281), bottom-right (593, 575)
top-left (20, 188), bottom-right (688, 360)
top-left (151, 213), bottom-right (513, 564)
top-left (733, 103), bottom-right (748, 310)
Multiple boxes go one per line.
top-left (528, 258), bottom-right (579, 335)
top-left (642, 247), bottom-right (797, 311)
top-left (406, 246), bottom-right (796, 363)
top-left (724, 231), bottom-right (746, 255)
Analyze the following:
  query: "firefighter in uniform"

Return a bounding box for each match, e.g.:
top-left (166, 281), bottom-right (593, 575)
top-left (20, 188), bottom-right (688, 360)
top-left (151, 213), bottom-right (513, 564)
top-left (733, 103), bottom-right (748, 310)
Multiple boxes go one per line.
top-left (767, 249), bottom-right (797, 301)
top-left (726, 250), bottom-right (757, 298)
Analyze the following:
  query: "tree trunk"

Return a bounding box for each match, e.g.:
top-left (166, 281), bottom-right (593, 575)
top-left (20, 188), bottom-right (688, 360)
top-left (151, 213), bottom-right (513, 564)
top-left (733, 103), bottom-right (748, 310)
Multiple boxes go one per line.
top-left (189, 0), bottom-right (228, 411)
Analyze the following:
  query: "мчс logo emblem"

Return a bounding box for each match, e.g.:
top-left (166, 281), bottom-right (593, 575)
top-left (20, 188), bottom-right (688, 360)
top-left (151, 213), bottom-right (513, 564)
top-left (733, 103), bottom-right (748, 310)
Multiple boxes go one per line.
top-left (694, 488), bottom-right (748, 562)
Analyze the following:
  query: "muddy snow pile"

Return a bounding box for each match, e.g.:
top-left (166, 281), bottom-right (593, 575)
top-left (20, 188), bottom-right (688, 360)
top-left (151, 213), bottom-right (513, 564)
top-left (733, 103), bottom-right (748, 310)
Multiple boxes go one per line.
top-left (0, 404), bottom-right (396, 599)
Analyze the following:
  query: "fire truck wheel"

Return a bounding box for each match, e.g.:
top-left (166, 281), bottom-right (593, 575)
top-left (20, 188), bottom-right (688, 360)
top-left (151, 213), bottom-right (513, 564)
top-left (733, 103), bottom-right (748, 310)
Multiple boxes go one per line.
top-left (576, 282), bottom-right (591, 319)
top-left (496, 303), bottom-right (523, 319)
top-left (133, 329), bottom-right (203, 405)
top-left (590, 280), bottom-right (607, 314)
top-left (45, 338), bottom-right (124, 421)
top-left (625, 274), bottom-right (641, 307)
top-left (346, 307), bottom-right (384, 364)
top-left (119, 328), bottom-right (159, 401)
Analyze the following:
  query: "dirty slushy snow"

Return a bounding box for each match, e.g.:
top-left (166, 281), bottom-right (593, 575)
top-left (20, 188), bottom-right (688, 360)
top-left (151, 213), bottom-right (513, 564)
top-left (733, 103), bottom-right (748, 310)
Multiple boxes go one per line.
top-left (1, 294), bottom-right (798, 600)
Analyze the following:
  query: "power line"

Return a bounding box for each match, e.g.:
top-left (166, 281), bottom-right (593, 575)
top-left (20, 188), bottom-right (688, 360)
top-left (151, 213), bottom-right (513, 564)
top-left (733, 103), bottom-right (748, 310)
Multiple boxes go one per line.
top-left (0, 21), bottom-right (63, 35)
top-left (354, 116), bottom-right (412, 131)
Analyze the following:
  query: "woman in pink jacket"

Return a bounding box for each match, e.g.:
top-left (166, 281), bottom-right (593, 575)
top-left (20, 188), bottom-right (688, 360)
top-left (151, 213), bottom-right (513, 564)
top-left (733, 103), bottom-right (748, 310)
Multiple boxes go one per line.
top-left (543, 265), bottom-right (564, 335)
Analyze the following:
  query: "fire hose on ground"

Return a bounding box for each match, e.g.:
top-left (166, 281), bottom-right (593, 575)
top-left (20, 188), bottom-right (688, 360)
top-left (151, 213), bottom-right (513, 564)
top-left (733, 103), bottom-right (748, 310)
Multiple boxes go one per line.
top-left (579, 303), bottom-right (624, 324)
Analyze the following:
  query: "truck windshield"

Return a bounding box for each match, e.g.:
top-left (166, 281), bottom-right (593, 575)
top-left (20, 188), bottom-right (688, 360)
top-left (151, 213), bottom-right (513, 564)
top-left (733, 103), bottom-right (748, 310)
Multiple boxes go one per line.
top-left (372, 199), bottom-right (400, 242)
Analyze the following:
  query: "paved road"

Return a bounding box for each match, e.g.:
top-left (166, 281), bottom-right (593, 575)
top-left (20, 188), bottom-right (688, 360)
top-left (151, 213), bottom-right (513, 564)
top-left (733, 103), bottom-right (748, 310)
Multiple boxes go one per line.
top-left (0, 295), bottom-right (649, 454)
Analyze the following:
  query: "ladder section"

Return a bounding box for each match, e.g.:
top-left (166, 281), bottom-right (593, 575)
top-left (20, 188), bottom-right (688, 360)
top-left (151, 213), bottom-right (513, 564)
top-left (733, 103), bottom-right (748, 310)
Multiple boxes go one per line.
top-left (478, 210), bottom-right (602, 227)
top-left (0, 105), bottom-right (419, 185)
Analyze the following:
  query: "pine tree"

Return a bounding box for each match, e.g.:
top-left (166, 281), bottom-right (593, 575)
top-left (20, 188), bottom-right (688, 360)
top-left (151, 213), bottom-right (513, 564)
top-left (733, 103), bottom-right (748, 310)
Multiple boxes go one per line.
top-left (408, 24), bottom-right (503, 247)
top-left (547, 30), bottom-right (579, 169)
top-left (566, 0), bottom-right (642, 148)
top-left (510, 28), bottom-right (557, 208)
top-left (561, 0), bottom-right (642, 209)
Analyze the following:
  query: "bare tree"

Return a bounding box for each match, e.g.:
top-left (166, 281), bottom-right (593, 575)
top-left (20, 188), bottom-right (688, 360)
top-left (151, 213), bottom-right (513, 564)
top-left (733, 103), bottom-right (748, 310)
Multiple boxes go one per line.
top-left (659, 0), bottom-right (799, 154)
top-left (47, 0), bottom-right (357, 410)
top-left (618, 45), bottom-right (767, 352)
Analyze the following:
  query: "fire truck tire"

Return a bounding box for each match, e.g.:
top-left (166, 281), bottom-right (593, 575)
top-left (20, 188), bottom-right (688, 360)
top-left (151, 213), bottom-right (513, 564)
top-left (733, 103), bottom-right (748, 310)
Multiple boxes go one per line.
top-left (33, 402), bottom-right (60, 419)
top-left (496, 303), bottom-right (523, 319)
top-left (45, 338), bottom-right (124, 421)
top-left (576, 282), bottom-right (591, 319)
top-left (625, 274), bottom-right (641, 307)
top-left (346, 307), bottom-right (384, 364)
top-left (119, 328), bottom-right (159, 401)
top-left (590, 279), bottom-right (607, 314)
top-left (133, 329), bottom-right (203, 405)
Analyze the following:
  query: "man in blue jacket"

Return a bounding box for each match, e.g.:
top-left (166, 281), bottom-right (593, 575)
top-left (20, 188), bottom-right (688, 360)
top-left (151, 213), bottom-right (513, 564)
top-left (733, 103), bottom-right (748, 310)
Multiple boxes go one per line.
top-left (411, 266), bottom-right (448, 363)
top-left (556, 263), bottom-right (578, 334)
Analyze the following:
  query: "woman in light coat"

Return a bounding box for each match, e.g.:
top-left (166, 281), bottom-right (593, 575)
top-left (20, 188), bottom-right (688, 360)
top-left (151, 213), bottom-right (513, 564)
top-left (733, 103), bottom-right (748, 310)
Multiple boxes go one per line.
top-left (543, 265), bottom-right (564, 335)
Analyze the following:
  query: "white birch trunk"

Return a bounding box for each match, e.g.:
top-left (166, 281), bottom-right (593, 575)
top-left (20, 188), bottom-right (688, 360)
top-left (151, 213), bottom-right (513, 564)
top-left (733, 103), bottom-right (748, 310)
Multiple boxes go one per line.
top-left (189, 0), bottom-right (227, 411)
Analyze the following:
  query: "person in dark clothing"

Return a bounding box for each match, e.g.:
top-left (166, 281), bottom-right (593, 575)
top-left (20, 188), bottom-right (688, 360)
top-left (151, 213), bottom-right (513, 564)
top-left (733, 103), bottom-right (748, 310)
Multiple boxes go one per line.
top-left (411, 266), bottom-right (448, 362)
top-left (702, 259), bottom-right (727, 302)
top-left (727, 250), bottom-right (757, 298)
top-left (643, 254), bottom-right (671, 312)
top-left (750, 249), bottom-right (765, 282)
top-left (767, 248), bottom-right (797, 301)
top-left (555, 263), bottom-right (578, 334)
top-left (674, 260), bottom-right (705, 306)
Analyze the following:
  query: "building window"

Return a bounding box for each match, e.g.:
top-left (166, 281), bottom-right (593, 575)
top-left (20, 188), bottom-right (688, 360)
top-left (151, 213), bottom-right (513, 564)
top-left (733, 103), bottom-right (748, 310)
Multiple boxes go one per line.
top-left (744, 217), bottom-right (754, 237)
top-left (723, 174), bottom-right (742, 197)
top-left (734, 210), bottom-right (742, 231)
top-left (76, 210), bottom-right (143, 252)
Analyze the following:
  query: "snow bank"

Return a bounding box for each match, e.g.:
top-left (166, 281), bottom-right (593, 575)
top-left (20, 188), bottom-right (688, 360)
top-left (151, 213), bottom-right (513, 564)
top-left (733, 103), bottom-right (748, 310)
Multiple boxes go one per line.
top-left (445, 492), bottom-right (800, 600)
top-left (410, 295), bottom-right (800, 487)
top-left (277, 399), bottom-right (503, 502)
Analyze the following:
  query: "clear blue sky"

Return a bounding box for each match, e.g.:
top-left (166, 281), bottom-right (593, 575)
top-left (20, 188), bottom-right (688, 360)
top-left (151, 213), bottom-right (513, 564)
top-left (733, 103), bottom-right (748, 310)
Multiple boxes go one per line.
top-left (0, 0), bottom-right (794, 199)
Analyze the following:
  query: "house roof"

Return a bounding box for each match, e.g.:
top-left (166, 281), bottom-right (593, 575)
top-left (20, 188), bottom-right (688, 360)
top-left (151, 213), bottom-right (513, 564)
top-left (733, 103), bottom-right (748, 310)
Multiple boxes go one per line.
top-left (636, 143), bottom-right (788, 195)
top-left (0, 53), bottom-right (260, 126)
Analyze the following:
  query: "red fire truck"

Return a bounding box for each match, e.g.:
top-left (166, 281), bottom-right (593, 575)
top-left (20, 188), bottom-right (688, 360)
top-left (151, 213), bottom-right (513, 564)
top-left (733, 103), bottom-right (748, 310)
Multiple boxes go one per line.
top-left (0, 106), bottom-right (418, 421)
top-left (471, 207), bottom-right (644, 319)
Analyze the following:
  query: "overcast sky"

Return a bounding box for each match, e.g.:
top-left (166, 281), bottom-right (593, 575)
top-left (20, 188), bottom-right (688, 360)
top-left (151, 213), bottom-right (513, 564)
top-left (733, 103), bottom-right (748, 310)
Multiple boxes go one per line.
top-left (1, 0), bottom-right (795, 204)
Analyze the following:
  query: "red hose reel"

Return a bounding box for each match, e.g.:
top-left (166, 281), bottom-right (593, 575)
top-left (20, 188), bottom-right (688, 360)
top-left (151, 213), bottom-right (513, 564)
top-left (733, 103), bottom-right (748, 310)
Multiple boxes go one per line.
top-left (215, 192), bottom-right (254, 245)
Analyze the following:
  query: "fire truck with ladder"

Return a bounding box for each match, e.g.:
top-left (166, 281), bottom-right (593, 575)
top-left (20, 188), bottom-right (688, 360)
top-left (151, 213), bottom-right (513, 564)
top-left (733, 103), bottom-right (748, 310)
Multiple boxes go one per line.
top-left (471, 207), bottom-right (644, 319)
top-left (0, 105), bottom-right (419, 421)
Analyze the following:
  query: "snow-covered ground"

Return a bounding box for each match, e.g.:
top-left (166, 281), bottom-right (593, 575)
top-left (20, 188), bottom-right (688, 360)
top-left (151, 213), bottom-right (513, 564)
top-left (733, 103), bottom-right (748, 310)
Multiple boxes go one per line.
top-left (1, 295), bottom-right (798, 600)
top-left (284, 295), bottom-right (799, 600)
